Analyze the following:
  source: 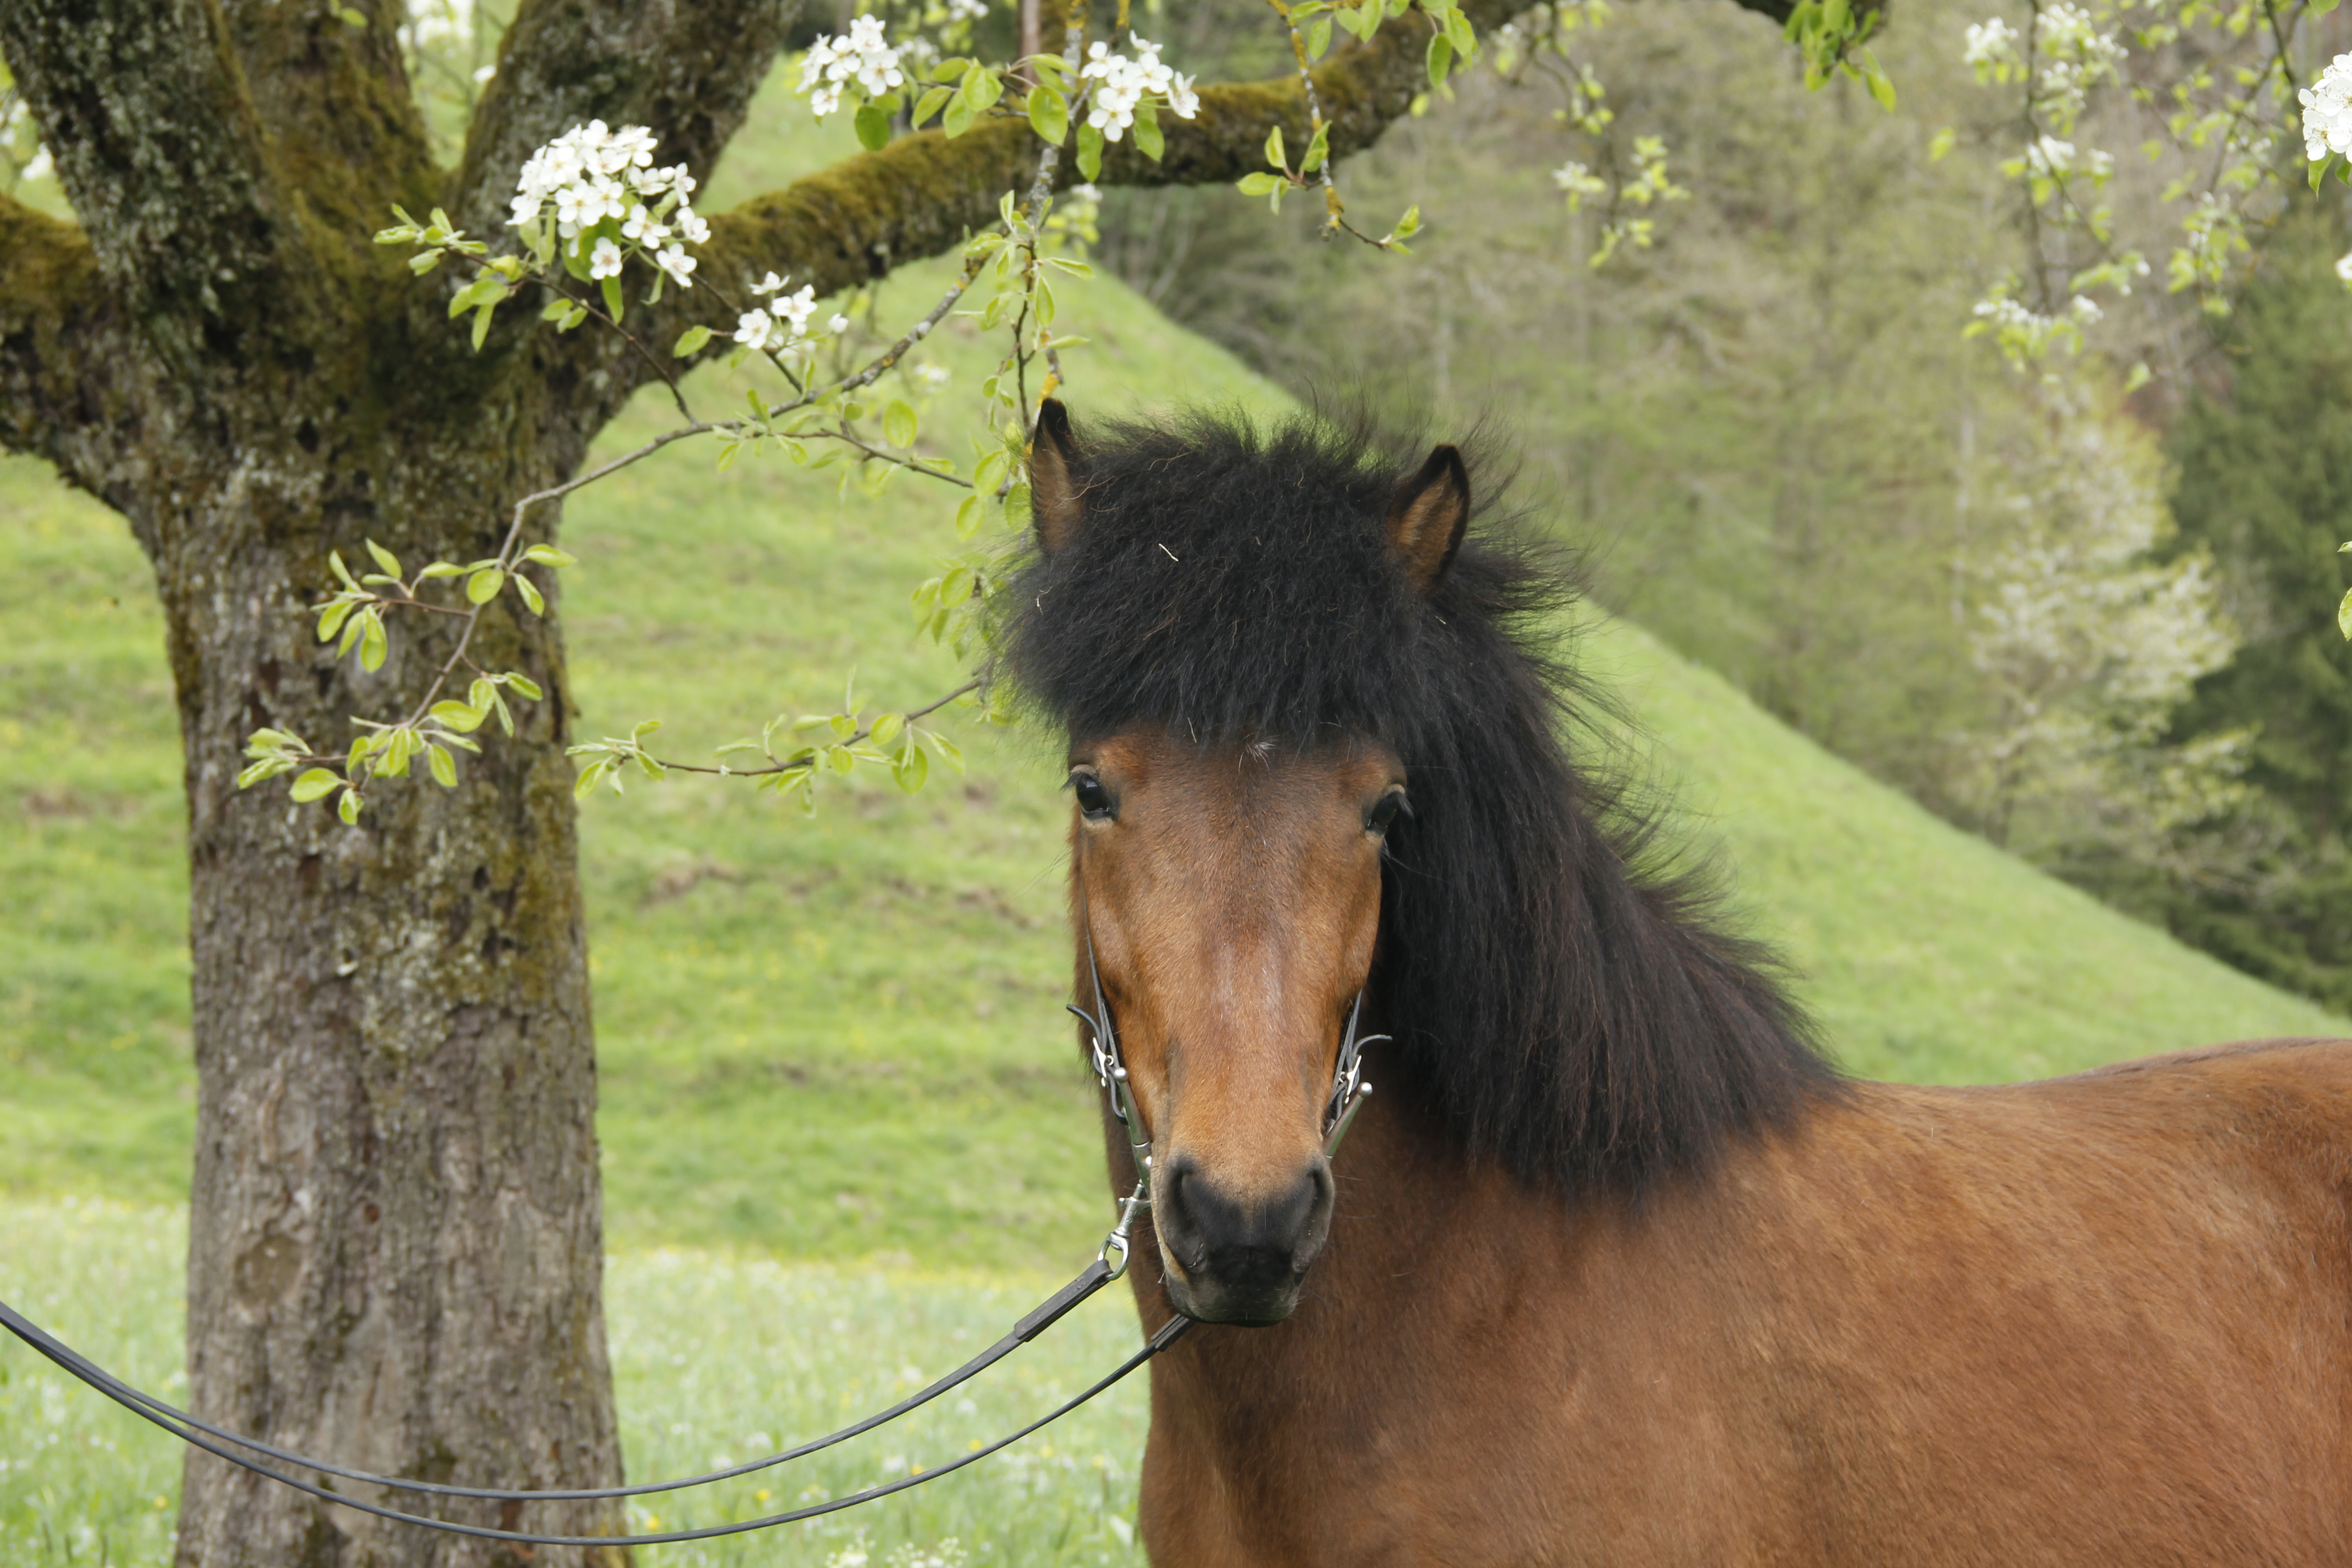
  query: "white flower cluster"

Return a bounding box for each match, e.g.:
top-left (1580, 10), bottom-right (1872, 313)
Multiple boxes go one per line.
top-left (2023, 135), bottom-right (2112, 181)
top-left (510, 121), bottom-right (706, 286)
top-left (1079, 37), bottom-right (1200, 140)
top-left (2302, 54), bottom-right (2352, 161)
top-left (1963, 16), bottom-right (2018, 70)
top-left (799, 16), bottom-right (906, 118)
top-left (2334, 250), bottom-right (2352, 286)
top-left (735, 271), bottom-right (838, 354)
top-left (2032, 2), bottom-right (2124, 122)
top-left (1552, 160), bottom-right (1608, 212)
top-left (947, 0), bottom-right (989, 19)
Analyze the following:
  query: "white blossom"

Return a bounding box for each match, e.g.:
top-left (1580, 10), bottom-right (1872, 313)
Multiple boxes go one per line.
top-left (798, 16), bottom-right (905, 119)
top-left (947, 0), bottom-right (989, 19)
top-left (734, 309), bottom-right (777, 349)
top-left (768, 284), bottom-right (819, 338)
top-left (2335, 251), bottom-right (2352, 285)
top-left (506, 122), bottom-right (709, 287)
top-left (588, 237), bottom-right (624, 279)
top-left (1963, 16), bottom-right (2017, 69)
top-left (751, 270), bottom-right (791, 296)
top-left (1079, 37), bottom-right (1198, 141)
top-left (2303, 54), bottom-right (2352, 160)
top-left (654, 243), bottom-right (696, 286)
top-left (828, 313), bottom-right (853, 334)
top-left (913, 363), bottom-right (951, 389)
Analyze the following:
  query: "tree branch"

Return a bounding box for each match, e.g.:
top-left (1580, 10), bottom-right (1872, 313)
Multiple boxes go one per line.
top-left (219, 0), bottom-right (440, 230)
top-left (686, 1), bottom-right (1522, 316)
top-left (0, 191), bottom-right (140, 504)
top-left (0, 0), bottom-right (326, 368)
top-left (453, 0), bottom-right (807, 240)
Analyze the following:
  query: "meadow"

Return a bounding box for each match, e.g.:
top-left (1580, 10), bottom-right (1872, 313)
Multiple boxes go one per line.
top-left (1, 66), bottom-right (2342, 1567)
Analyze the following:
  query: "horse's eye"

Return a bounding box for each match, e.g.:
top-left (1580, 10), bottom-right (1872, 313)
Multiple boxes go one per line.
top-left (1367, 791), bottom-right (1407, 836)
top-left (1071, 772), bottom-right (1116, 821)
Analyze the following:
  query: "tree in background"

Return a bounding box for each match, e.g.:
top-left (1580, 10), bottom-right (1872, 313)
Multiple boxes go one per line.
top-left (2081, 202), bottom-right (2352, 1009)
top-left (1952, 377), bottom-right (2244, 856)
top-left (0, 0), bottom-right (1605, 1558)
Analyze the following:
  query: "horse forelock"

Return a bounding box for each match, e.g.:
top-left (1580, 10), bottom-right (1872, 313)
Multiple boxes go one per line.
top-left (994, 404), bottom-right (1839, 1196)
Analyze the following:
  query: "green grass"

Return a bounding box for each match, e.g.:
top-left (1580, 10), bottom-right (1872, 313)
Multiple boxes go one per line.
top-left (0, 57), bottom-right (2342, 1563)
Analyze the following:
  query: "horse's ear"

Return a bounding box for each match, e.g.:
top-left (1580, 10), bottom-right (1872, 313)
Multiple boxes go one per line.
top-left (1385, 444), bottom-right (1470, 594)
top-left (1029, 398), bottom-right (1083, 555)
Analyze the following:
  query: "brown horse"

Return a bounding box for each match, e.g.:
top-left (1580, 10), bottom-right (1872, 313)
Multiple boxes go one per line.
top-left (998, 400), bottom-right (2352, 1566)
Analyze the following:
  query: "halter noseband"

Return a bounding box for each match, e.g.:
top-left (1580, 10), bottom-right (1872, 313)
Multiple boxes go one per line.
top-left (1065, 850), bottom-right (1385, 1279)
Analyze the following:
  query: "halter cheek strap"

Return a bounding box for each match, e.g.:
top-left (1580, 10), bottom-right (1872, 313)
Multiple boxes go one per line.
top-left (1064, 852), bottom-right (1386, 1277)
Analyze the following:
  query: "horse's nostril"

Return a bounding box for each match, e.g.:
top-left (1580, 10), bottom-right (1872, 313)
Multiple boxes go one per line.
top-left (1157, 1155), bottom-right (1333, 1292)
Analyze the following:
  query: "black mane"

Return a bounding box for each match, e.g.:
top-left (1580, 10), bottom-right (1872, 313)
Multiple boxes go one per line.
top-left (997, 406), bottom-right (1837, 1194)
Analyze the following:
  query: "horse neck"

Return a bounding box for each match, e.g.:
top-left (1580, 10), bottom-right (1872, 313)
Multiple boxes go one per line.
top-left (1128, 1060), bottom-right (1553, 1424)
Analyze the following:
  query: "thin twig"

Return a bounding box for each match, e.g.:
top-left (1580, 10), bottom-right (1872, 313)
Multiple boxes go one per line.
top-left (650, 679), bottom-right (985, 777)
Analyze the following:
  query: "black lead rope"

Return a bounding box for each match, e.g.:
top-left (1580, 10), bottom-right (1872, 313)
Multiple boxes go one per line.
top-left (0, 1256), bottom-right (1120, 1506)
top-left (0, 1279), bottom-right (1190, 1548)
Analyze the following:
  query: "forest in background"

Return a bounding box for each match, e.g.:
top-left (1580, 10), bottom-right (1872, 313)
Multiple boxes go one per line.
top-left (1091, 0), bottom-right (2352, 1012)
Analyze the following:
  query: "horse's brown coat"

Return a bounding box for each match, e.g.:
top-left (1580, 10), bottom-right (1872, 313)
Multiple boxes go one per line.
top-left (1127, 1039), bottom-right (2352, 1566)
top-left (1076, 739), bottom-right (2352, 1565)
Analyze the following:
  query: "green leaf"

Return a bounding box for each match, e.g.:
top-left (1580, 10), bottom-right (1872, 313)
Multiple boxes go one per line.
top-left (1308, 16), bottom-right (1333, 57)
top-left (330, 549), bottom-right (360, 590)
top-left (884, 399), bottom-right (920, 448)
top-left (337, 788), bottom-right (363, 824)
top-left (896, 743), bottom-right (929, 793)
top-left (916, 84), bottom-right (955, 127)
top-left (856, 99), bottom-right (893, 151)
top-left (601, 274), bottom-right (624, 324)
top-left (827, 744), bottom-right (855, 775)
top-left (944, 95), bottom-right (976, 137)
top-left (365, 539), bottom-right (402, 578)
top-left (1076, 122), bottom-right (1104, 181)
top-left (1027, 83), bottom-right (1069, 145)
top-left (2339, 586), bottom-right (2352, 641)
top-left (418, 561), bottom-right (467, 579)
top-left (507, 672), bottom-right (544, 701)
top-left (467, 568), bottom-right (505, 604)
top-left (870, 712), bottom-right (906, 749)
top-left (427, 744), bottom-right (457, 788)
top-left (956, 491), bottom-right (988, 539)
top-left (515, 573), bottom-right (545, 616)
top-left (973, 449), bottom-right (1010, 492)
top-left (574, 760), bottom-right (607, 799)
top-left (541, 295), bottom-right (575, 322)
top-left (941, 565), bottom-right (976, 604)
top-left (1133, 101), bottom-right (1163, 162)
top-left (522, 544), bottom-right (578, 568)
top-left (1302, 122), bottom-right (1330, 174)
top-left (673, 324), bottom-right (714, 358)
top-left (289, 768), bottom-right (342, 803)
top-left (2314, 0), bottom-right (2339, 15)
top-left (967, 66), bottom-right (1003, 112)
top-left (1427, 33), bottom-right (1453, 86)
top-left (358, 612), bottom-right (387, 672)
top-left (1264, 124), bottom-right (1287, 171)
top-left (1860, 49), bottom-right (1896, 110)
top-left (318, 600), bottom-right (356, 643)
top-left (431, 700), bottom-right (486, 732)
top-left (469, 676), bottom-right (496, 712)
top-left (470, 301), bottom-right (495, 352)
top-left (1236, 172), bottom-right (1282, 196)
top-left (926, 730), bottom-right (965, 774)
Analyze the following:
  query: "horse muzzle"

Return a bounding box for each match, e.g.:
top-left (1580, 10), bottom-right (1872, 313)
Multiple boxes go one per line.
top-left (1152, 1153), bottom-right (1334, 1325)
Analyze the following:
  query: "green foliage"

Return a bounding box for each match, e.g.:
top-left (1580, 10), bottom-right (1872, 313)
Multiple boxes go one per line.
top-left (2093, 201), bottom-right (2352, 1011)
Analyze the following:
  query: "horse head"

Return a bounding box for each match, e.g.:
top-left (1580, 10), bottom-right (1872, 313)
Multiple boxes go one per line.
top-left (1018, 399), bottom-right (1468, 1324)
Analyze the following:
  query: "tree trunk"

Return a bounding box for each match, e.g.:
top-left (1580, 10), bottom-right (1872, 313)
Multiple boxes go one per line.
top-left (152, 391), bottom-right (626, 1562)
